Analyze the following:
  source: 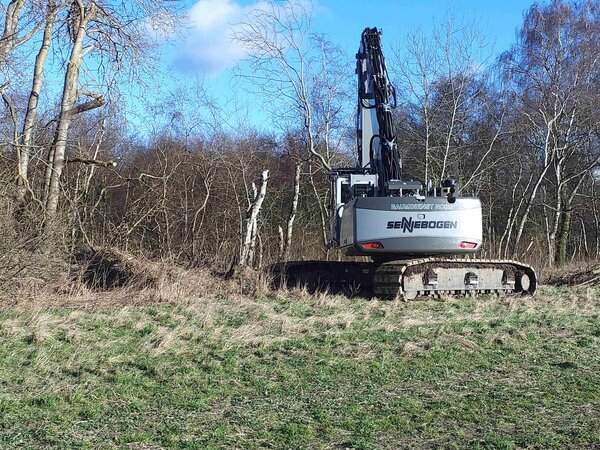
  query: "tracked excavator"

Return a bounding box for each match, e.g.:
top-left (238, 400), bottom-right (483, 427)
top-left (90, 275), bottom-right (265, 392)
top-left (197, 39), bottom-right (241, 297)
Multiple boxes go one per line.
top-left (272, 27), bottom-right (536, 299)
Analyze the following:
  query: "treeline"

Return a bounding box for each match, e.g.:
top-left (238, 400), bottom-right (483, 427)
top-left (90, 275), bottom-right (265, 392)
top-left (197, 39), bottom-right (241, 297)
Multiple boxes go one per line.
top-left (394, 0), bottom-right (600, 267)
top-left (1, 0), bottom-right (599, 278)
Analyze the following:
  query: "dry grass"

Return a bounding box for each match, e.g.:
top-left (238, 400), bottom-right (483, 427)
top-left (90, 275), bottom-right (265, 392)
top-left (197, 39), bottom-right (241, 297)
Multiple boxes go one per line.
top-left (3, 252), bottom-right (600, 384)
top-left (1, 250), bottom-right (275, 309)
top-left (2, 256), bottom-right (599, 354)
top-left (1, 256), bottom-right (373, 350)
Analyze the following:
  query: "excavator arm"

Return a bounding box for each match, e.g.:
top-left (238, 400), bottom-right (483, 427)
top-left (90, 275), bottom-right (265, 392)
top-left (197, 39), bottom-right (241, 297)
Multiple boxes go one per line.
top-left (356, 27), bottom-right (402, 193)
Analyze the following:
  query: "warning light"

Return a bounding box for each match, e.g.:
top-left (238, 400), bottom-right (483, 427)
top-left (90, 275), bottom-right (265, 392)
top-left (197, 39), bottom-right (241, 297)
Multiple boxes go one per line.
top-left (362, 242), bottom-right (384, 249)
top-left (459, 241), bottom-right (477, 249)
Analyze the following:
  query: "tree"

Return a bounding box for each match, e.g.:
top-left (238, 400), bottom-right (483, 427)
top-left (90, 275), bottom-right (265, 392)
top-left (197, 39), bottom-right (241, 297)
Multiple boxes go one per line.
top-left (234, 0), bottom-right (351, 260)
top-left (240, 169), bottom-right (269, 267)
top-left (394, 16), bottom-right (501, 190)
top-left (43, 0), bottom-right (178, 222)
top-left (17, 0), bottom-right (58, 203)
top-left (0, 0), bottom-right (42, 70)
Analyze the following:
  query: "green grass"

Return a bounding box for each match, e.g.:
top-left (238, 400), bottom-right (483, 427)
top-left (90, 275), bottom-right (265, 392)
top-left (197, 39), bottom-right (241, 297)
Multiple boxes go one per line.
top-left (1, 286), bottom-right (599, 449)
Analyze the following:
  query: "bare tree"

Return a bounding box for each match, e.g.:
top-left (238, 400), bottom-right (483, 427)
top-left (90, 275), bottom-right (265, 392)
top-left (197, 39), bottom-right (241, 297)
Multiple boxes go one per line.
top-left (43, 0), bottom-right (178, 222)
top-left (234, 0), bottom-right (351, 260)
top-left (281, 161), bottom-right (300, 260)
top-left (16, 0), bottom-right (58, 203)
top-left (44, 0), bottom-right (103, 218)
top-left (0, 0), bottom-right (43, 69)
top-left (394, 16), bottom-right (498, 189)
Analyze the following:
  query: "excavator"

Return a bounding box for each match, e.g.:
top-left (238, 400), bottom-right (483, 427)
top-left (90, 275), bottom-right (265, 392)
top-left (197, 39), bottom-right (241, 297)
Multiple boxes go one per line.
top-left (272, 27), bottom-right (536, 300)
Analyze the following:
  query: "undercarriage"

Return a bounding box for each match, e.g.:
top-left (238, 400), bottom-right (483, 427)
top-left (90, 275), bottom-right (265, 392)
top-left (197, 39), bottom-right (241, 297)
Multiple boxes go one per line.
top-left (271, 258), bottom-right (536, 300)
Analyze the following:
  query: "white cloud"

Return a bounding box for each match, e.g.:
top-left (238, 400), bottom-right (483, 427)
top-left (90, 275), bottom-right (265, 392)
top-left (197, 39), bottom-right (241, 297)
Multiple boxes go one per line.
top-left (174, 0), bottom-right (320, 76)
top-left (188, 0), bottom-right (241, 29)
top-left (174, 0), bottom-right (253, 76)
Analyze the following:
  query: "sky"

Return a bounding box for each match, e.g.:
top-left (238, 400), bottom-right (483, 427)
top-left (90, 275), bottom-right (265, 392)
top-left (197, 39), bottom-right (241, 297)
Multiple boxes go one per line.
top-left (130, 0), bottom-right (536, 136)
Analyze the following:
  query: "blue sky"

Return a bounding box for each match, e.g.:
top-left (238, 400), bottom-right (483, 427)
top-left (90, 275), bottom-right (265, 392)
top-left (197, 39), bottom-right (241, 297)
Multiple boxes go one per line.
top-left (130, 0), bottom-right (535, 136)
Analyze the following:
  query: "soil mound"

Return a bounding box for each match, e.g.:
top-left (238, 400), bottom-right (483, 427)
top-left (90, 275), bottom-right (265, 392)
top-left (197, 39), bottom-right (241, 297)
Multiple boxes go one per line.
top-left (75, 248), bottom-right (159, 290)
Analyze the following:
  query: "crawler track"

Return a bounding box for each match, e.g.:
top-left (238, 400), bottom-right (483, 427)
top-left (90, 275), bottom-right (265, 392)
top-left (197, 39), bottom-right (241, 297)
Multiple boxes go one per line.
top-left (270, 258), bottom-right (536, 300)
top-left (373, 258), bottom-right (536, 299)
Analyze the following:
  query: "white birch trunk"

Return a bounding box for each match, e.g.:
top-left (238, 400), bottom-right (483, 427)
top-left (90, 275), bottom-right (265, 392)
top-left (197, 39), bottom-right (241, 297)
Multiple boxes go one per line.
top-left (283, 163), bottom-right (301, 261)
top-left (240, 169), bottom-right (268, 267)
top-left (17, 0), bottom-right (57, 202)
top-left (45, 1), bottom-right (97, 219)
top-left (0, 0), bottom-right (26, 67)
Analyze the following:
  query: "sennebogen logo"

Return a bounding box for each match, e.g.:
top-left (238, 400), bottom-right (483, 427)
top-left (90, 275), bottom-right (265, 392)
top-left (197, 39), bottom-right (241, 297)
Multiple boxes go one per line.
top-left (387, 217), bottom-right (458, 233)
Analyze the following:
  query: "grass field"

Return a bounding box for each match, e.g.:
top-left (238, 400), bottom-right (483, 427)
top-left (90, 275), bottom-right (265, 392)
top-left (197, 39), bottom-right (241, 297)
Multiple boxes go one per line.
top-left (1, 285), bottom-right (599, 449)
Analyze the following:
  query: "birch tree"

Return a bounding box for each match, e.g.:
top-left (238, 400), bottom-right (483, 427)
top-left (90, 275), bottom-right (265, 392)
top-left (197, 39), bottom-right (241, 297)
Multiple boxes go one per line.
top-left (43, 0), bottom-right (178, 222)
top-left (240, 169), bottom-right (269, 267)
top-left (16, 0), bottom-right (58, 203)
top-left (0, 0), bottom-right (42, 69)
top-left (234, 0), bottom-right (350, 260)
top-left (394, 17), bottom-right (501, 190)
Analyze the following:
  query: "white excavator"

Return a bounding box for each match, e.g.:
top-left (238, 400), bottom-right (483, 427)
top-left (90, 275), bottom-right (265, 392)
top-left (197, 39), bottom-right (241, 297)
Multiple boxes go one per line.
top-left (273, 28), bottom-right (536, 299)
